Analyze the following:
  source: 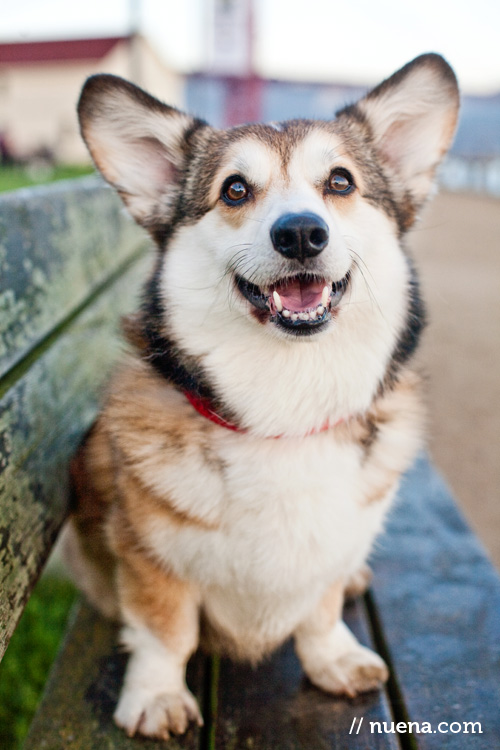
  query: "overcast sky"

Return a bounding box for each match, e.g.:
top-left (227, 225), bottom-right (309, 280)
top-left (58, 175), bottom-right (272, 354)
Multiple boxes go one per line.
top-left (2, 0), bottom-right (500, 94)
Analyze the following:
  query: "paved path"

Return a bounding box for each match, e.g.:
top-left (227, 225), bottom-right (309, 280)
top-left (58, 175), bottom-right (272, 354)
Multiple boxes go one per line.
top-left (408, 191), bottom-right (500, 567)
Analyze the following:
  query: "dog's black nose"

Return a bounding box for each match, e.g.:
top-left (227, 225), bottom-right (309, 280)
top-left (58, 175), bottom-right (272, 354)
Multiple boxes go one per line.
top-left (270, 213), bottom-right (329, 262)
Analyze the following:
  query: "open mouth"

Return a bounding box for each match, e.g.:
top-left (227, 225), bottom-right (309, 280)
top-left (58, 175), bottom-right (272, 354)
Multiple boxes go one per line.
top-left (235, 271), bottom-right (351, 335)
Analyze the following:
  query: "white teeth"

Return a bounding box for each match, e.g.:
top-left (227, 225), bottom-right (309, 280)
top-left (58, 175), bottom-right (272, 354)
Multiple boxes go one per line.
top-left (321, 285), bottom-right (330, 307)
top-left (277, 301), bottom-right (327, 322)
top-left (272, 286), bottom-right (333, 323)
top-left (273, 290), bottom-right (283, 312)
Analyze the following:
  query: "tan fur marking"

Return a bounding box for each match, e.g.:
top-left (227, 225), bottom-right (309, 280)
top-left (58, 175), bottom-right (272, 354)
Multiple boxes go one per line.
top-left (207, 135), bottom-right (277, 207)
top-left (363, 472), bottom-right (400, 506)
top-left (65, 368), bottom-right (220, 621)
top-left (117, 463), bottom-right (218, 533)
top-left (218, 198), bottom-right (261, 231)
top-left (334, 414), bottom-right (379, 448)
top-left (107, 502), bottom-right (201, 655)
top-left (344, 564), bottom-right (373, 600)
top-left (121, 313), bottom-right (148, 354)
top-left (320, 579), bottom-right (345, 626)
top-left (69, 420), bottom-right (117, 571)
top-left (332, 370), bottom-right (424, 507)
top-left (64, 420), bottom-right (120, 617)
top-left (71, 419), bottom-right (116, 512)
top-left (105, 359), bottom-right (206, 454)
top-left (117, 550), bottom-right (200, 654)
top-left (100, 360), bottom-right (223, 530)
top-left (324, 190), bottom-right (359, 216)
top-left (304, 580), bottom-right (345, 637)
top-left (337, 369), bottom-right (424, 448)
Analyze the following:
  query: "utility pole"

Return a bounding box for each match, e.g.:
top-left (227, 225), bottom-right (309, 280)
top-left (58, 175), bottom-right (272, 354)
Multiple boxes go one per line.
top-left (129, 0), bottom-right (141, 85)
top-left (209, 0), bottom-right (262, 126)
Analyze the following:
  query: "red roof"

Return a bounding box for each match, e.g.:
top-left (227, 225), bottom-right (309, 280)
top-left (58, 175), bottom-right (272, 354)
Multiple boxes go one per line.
top-left (0, 37), bottom-right (130, 66)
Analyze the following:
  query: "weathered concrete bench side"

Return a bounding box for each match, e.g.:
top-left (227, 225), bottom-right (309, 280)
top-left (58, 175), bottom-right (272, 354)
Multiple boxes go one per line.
top-left (0, 177), bottom-right (150, 660)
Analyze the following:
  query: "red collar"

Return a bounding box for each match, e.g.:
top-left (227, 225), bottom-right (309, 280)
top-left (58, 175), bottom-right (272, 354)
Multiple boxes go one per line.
top-left (184, 390), bottom-right (242, 432)
top-left (183, 390), bottom-right (342, 438)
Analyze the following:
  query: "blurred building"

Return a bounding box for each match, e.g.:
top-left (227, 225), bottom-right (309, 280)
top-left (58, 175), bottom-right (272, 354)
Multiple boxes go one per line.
top-left (0, 35), bottom-right (184, 163)
top-left (1, 25), bottom-right (499, 196)
top-left (186, 74), bottom-right (500, 197)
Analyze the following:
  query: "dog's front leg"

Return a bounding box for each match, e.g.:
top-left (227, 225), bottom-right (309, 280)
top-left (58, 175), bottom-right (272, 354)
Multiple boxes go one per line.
top-left (294, 580), bottom-right (388, 697)
top-left (113, 558), bottom-right (203, 740)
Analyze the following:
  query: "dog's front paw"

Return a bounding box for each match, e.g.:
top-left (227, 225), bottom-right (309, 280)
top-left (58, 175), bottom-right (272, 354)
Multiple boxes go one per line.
top-left (307, 643), bottom-right (389, 698)
top-left (296, 619), bottom-right (388, 699)
top-left (114, 686), bottom-right (203, 740)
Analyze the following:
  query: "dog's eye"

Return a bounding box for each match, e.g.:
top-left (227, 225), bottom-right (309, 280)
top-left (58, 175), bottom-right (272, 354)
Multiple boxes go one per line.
top-left (327, 170), bottom-right (355, 194)
top-left (222, 177), bottom-right (250, 205)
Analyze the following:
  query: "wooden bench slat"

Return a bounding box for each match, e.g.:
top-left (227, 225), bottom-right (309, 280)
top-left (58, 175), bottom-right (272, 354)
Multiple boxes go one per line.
top-left (0, 177), bottom-right (147, 380)
top-left (370, 455), bottom-right (500, 748)
top-left (23, 602), bottom-right (205, 750)
top-left (0, 255), bottom-right (150, 660)
top-left (214, 598), bottom-right (399, 749)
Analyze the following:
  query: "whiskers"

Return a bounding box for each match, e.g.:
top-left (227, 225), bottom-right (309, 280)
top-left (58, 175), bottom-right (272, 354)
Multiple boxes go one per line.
top-left (344, 240), bottom-right (386, 321)
top-left (223, 243), bottom-right (263, 315)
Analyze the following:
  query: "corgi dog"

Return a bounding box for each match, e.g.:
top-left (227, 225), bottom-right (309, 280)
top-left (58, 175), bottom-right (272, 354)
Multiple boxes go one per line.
top-left (64, 54), bottom-right (459, 740)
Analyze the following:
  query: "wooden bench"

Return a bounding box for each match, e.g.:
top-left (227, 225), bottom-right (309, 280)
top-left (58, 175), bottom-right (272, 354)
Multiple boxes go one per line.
top-left (1, 179), bottom-right (499, 749)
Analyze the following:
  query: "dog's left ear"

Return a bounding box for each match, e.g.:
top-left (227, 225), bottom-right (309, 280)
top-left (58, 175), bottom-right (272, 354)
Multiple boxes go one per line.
top-left (352, 53), bottom-right (459, 206)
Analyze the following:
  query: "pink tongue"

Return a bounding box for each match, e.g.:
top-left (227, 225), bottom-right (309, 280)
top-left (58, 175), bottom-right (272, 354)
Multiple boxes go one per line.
top-left (273, 279), bottom-right (326, 312)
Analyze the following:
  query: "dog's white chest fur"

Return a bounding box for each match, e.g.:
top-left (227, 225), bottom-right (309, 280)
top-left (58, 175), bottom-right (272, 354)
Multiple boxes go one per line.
top-left (144, 431), bottom-right (392, 650)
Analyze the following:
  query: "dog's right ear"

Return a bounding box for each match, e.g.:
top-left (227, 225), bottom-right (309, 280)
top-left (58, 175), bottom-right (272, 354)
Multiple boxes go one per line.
top-left (78, 75), bottom-right (205, 232)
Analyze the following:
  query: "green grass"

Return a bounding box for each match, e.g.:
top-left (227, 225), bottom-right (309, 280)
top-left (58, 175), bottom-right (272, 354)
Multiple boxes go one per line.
top-left (0, 164), bottom-right (94, 194)
top-left (0, 574), bottom-right (78, 750)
